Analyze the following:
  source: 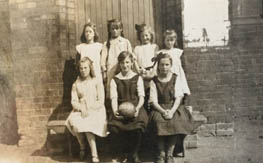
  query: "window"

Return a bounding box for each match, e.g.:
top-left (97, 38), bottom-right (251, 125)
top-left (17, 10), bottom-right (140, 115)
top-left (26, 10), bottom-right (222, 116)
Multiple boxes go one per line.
top-left (183, 0), bottom-right (230, 47)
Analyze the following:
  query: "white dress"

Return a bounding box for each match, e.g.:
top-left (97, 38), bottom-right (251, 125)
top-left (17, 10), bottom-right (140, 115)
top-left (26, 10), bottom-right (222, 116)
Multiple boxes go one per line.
top-left (65, 77), bottom-right (108, 137)
top-left (76, 42), bottom-right (103, 81)
top-left (157, 48), bottom-right (191, 95)
top-left (134, 43), bottom-right (159, 69)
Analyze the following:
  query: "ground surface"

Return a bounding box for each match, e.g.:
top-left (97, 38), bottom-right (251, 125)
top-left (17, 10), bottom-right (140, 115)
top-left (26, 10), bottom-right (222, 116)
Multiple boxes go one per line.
top-left (0, 117), bottom-right (263, 163)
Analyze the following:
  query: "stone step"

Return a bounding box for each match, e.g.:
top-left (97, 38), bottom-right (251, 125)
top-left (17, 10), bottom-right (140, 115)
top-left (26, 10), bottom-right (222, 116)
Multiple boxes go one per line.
top-left (192, 111), bottom-right (208, 128)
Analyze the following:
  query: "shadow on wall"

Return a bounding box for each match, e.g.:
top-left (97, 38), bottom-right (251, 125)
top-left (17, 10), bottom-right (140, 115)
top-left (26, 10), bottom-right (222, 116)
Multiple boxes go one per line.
top-left (31, 57), bottom-right (78, 157)
top-left (49, 57), bottom-right (78, 121)
top-left (0, 73), bottom-right (19, 145)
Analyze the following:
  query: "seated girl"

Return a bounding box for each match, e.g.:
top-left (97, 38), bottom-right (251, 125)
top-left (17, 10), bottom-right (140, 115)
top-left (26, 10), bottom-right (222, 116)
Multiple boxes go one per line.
top-left (65, 57), bottom-right (107, 162)
top-left (108, 51), bottom-right (148, 163)
top-left (149, 53), bottom-right (195, 163)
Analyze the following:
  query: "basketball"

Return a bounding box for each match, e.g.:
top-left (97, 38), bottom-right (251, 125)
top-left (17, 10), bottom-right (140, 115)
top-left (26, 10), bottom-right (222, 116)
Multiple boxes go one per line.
top-left (118, 102), bottom-right (136, 119)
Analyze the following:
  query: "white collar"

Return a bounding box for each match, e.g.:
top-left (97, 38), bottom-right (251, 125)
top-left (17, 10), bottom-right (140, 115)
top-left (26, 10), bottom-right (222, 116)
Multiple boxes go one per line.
top-left (115, 71), bottom-right (137, 79)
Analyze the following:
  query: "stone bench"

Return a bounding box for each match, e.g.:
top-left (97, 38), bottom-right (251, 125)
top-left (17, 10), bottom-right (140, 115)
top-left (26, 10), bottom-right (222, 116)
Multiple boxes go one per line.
top-left (46, 109), bottom-right (207, 157)
top-left (46, 120), bottom-right (72, 156)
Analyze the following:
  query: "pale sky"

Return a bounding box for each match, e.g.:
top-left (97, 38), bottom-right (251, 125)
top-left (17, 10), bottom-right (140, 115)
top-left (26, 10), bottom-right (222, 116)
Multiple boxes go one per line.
top-left (183, 0), bottom-right (230, 46)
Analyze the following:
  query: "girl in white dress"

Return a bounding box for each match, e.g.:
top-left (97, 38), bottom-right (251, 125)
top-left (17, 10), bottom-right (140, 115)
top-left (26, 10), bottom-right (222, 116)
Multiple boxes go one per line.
top-left (134, 24), bottom-right (159, 112)
top-left (76, 22), bottom-right (103, 81)
top-left (100, 19), bottom-right (133, 99)
top-left (65, 57), bottom-right (107, 162)
top-left (134, 24), bottom-right (159, 78)
top-left (158, 30), bottom-right (190, 95)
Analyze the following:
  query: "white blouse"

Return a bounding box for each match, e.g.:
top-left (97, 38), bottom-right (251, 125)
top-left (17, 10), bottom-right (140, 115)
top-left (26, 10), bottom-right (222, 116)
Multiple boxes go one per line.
top-left (110, 71), bottom-right (145, 100)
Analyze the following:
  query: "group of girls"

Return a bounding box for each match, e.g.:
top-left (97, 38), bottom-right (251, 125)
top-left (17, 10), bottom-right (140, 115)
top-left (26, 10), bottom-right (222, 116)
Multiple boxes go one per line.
top-left (65, 19), bottom-right (195, 163)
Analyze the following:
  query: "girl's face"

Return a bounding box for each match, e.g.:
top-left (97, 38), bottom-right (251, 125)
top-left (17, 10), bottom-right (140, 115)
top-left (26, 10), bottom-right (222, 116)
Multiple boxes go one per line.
top-left (165, 36), bottom-right (176, 49)
top-left (140, 31), bottom-right (152, 44)
top-left (79, 61), bottom-right (90, 78)
top-left (119, 57), bottom-right (133, 74)
top-left (85, 26), bottom-right (95, 43)
top-left (158, 58), bottom-right (172, 75)
top-left (110, 23), bottom-right (122, 38)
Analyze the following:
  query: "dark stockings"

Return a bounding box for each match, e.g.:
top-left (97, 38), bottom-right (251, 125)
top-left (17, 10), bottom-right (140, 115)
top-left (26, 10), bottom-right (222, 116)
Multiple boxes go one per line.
top-left (109, 126), bottom-right (142, 162)
top-left (157, 135), bottom-right (177, 159)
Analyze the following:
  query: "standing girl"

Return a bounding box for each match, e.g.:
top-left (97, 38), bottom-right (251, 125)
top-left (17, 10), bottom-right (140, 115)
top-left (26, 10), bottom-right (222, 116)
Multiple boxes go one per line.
top-left (158, 30), bottom-right (190, 95)
top-left (76, 22), bottom-right (103, 81)
top-left (100, 19), bottom-right (133, 98)
top-left (134, 23), bottom-right (159, 76)
top-left (108, 51), bottom-right (148, 163)
top-left (134, 23), bottom-right (159, 112)
top-left (149, 53), bottom-right (195, 163)
top-left (65, 57), bottom-right (107, 162)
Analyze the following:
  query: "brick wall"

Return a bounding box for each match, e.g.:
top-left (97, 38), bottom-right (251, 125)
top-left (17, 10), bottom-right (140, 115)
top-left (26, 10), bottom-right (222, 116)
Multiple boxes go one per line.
top-left (0, 0), bottom-right (19, 145)
top-left (180, 0), bottom-right (263, 134)
top-left (231, 23), bottom-right (263, 117)
top-left (8, 0), bottom-right (77, 146)
top-left (183, 48), bottom-right (235, 124)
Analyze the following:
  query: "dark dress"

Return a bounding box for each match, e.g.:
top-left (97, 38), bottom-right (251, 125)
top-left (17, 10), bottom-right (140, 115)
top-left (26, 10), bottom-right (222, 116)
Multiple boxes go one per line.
top-left (150, 74), bottom-right (195, 136)
top-left (108, 75), bottom-right (148, 132)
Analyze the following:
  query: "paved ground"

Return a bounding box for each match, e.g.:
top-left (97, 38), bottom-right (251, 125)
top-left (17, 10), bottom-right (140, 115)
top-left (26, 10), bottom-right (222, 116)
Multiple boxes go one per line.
top-left (1, 117), bottom-right (263, 163)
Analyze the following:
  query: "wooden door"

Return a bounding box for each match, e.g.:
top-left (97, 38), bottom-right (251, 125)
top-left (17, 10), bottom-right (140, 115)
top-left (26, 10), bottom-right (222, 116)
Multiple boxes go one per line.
top-left (75, 0), bottom-right (164, 47)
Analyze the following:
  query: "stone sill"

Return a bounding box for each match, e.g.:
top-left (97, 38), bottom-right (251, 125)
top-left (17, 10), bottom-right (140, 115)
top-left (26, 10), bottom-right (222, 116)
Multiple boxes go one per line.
top-left (184, 46), bottom-right (231, 54)
top-left (231, 16), bottom-right (263, 25)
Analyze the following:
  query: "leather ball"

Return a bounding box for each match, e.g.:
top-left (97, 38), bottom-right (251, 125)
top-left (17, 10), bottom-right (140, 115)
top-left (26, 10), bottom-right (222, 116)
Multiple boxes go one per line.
top-left (118, 102), bottom-right (136, 119)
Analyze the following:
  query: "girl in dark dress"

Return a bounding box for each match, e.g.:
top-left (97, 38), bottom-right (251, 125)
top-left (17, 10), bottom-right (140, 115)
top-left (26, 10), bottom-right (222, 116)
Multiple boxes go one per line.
top-left (149, 53), bottom-right (195, 163)
top-left (108, 51), bottom-right (148, 163)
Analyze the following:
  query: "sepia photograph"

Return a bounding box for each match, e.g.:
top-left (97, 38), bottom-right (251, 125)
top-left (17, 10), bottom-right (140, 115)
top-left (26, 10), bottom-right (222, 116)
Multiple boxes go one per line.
top-left (0, 0), bottom-right (263, 162)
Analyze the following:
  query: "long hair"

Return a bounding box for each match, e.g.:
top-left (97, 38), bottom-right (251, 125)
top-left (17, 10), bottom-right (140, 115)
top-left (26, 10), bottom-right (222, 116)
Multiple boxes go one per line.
top-left (106, 19), bottom-right (124, 49)
top-left (78, 57), bottom-right (96, 78)
top-left (163, 29), bottom-right (178, 48)
top-left (80, 22), bottom-right (99, 43)
top-left (135, 23), bottom-right (155, 44)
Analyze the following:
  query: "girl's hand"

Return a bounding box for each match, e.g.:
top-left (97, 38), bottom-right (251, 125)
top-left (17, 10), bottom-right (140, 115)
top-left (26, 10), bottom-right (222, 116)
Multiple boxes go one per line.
top-left (164, 110), bottom-right (175, 120)
top-left (81, 108), bottom-right (89, 118)
top-left (102, 71), bottom-right (107, 83)
top-left (138, 68), bottom-right (146, 75)
top-left (80, 98), bottom-right (89, 118)
top-left (134, 108), bottom-right (139, 118)
top-left (143, 69), bottom-right (155, 79)
top-left (114, 111), bottom-right (124, 120)
top-left (161, 110), bottom-right (169, 119)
